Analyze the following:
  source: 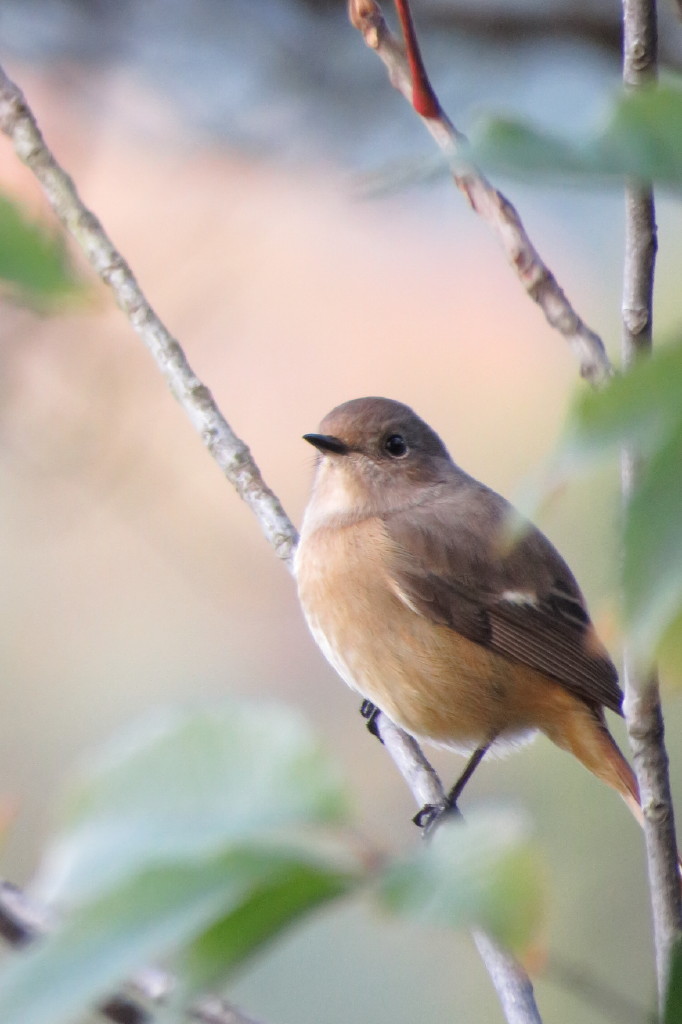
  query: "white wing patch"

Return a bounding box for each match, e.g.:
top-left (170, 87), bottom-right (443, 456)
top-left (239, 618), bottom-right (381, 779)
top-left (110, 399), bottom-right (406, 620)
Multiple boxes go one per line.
top-left (500, 590), bottom-right (538, 607)
top-left (388, 578), bottom-right (422, 616)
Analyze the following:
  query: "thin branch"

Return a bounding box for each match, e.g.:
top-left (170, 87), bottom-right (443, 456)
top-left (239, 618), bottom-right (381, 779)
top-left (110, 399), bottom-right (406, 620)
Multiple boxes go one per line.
top-left (620, 0), bottom-right (682, 1005)
top-left (0, 882), bottom-right (264, 1024)
top-left (378, 718), bottom-right (543, 1024)
top-left (471, 932), bottom-right (541, 1024)
top-left (0, 65), bottom-right (298, 572)
top-left (347, 0), bottom-right (613, 385)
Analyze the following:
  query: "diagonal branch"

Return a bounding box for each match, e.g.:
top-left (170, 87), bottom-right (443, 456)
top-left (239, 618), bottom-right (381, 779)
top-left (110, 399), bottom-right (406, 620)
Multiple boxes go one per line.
top-left (0, 65), bottom-right (298, 573)
top-left (620, 0), bottom-right (682, 1005)
top-left (348, 0), bottom-right (613, 386)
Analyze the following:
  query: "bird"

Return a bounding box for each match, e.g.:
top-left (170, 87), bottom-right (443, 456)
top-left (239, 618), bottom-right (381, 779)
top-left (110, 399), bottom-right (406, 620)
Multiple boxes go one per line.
top-left (295, 395), bottom-right (645, 829)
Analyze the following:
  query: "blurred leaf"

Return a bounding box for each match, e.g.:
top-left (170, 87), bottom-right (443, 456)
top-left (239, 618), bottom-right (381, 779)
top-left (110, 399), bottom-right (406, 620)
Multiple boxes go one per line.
top-left (0, 848), bottom-right (355, 1024)
top-left (471, 77), bottom-right (682, 188)
top-left (624, 424), bottom-right (682, 656)
top-left (378, 809), bottom-right (543, 951)
top-left (472, 119), bottom-right (589, 181)
top-left (557, 339), bottom-right (682, 475)
top-left (0, 194), bottom-right (80, 303)
top-left (37, 700), bottom-right (349, 907)
top-left (177, 853), bottom-right (352, 996)
top-left (601, 79), bottom-right (682, 185)
top-left (665, 938), bottom-right (682, 1024)
top-left (554, 337), bottom-right (682, 670)
top-left (0, 701), bottom-right (357, 1024)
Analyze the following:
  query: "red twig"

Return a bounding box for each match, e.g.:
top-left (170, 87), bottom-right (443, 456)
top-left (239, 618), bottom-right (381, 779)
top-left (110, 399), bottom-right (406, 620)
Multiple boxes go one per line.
top-left (392, 0), bottom-right (440, 117)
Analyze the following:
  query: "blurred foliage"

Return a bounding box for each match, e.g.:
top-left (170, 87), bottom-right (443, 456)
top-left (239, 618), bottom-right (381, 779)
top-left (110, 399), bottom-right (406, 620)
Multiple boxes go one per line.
top-left (0, 21), bottom-right (679, 1024)
top-left (555, 337), bottom-right (682, 673)
top-left (0, 193), bottom-right (80, 305)
top-left (379, 809), bottom-right (543, 950)
top-left (471, 76), bottom-right (682, 189)
top-left (0, 701), bottom-right (542, 1024)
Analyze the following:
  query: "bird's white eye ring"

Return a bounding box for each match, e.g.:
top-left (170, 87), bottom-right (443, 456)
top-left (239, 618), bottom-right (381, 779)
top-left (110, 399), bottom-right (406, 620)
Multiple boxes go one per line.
top-left (384, 434), bottom-right (409, 458)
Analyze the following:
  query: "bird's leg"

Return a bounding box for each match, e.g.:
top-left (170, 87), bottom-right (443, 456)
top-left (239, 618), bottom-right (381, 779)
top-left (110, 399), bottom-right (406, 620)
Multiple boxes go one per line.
top-left (445, 743), bottom-right (490, 808)
top-left (413, 743), bottom-right (490, 834)
top-left (359, 699), bottom-right (384, 743)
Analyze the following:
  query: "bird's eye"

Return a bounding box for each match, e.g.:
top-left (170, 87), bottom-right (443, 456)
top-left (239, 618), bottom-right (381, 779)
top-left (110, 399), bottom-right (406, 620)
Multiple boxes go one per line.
top-left (384, 434), bottom-right (409, 458)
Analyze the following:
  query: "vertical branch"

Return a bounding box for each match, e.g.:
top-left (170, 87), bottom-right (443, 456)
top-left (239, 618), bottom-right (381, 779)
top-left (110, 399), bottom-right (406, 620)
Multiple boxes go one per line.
top-left (620, 0), bottom-right (682, 1005)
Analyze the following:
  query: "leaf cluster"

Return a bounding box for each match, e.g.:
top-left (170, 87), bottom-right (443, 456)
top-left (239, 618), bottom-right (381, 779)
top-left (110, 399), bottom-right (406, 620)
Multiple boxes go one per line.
top-left (0, 701), bottom-right (542, 1024)
top-left (472, 76), bottom-right (682, 190)
top-left (557, 337), bottom-right (682, 673)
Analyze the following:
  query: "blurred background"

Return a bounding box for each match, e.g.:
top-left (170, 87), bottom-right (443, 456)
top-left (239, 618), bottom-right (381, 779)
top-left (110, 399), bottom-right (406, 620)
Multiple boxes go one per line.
top-left (1, 1), bottom-right (682, 1021)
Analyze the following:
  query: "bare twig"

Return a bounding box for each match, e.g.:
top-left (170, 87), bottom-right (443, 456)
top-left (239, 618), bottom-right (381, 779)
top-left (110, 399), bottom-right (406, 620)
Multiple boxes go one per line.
top-left (378, 718), bottom-right (543, 1024)
top-left (377, 716), bottom-right (446, 810)
top-left (471, 932), bottom-right (541, 1024)
top-left (347, 0), bottom-right (613, 385)
top-left (620, 0), bottom-right (682, 1005)
top-left (0, 65), bottom-right (298, 571)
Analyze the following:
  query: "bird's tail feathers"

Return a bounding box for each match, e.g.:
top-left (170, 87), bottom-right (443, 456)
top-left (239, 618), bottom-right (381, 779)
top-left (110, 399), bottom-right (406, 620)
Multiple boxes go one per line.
top-left (546, 703), bottom-right (682, 878)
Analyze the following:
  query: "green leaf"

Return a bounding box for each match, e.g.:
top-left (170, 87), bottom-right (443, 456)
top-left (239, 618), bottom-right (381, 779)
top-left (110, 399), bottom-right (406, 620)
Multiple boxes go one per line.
top-left (471, 76), bottom-right (682, 188)
top-left (554, 337), bottom-right (682, 667)
top-left (0, 701), bottom-right (356, 1024)
top-left (0, 194), bottom-right (79, 303)
top-left (177, 853), bottom-right (352, 996)
top-left (623, 424), bottom-right (682, 657)
top-left (562, 341), bottom-right (682, 467)
top-left (600, 79), bottom-right (682, 186)
top-left (0, 848), bottom-right (355, 1024)
top-left (378, 809), bottom-right (543, 951)
top-left (471, 119), bottom-right (590, 181)
top-left (37, 700), bottom-right (349, 908)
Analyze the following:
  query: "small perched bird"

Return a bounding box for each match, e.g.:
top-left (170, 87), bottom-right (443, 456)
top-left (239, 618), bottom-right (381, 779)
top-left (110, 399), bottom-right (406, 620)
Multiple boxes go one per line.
top-left (295, 396), bottom-right (643, 826)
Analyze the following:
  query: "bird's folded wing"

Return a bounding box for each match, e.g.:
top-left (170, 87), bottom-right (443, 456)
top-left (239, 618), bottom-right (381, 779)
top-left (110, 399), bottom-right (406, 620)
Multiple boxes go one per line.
top-left (383, 495), bottom-right (623, 715)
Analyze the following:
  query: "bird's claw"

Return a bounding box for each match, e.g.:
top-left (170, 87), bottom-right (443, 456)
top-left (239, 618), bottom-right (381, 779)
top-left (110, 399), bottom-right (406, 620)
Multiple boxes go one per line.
top-left (413, 799), bottom-right (461, 835)
top-left (360, 700), bottom-right (384, 743)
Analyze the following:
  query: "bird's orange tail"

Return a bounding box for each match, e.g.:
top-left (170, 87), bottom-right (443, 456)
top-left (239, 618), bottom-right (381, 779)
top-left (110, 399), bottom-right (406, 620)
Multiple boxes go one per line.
top-left (546, 701), bottom-right (682, 877)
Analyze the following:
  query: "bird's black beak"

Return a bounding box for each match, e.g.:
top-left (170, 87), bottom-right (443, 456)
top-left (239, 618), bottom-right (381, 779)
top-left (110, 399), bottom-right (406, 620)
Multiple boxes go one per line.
top-left (303, 433), bottom-right (349, 455)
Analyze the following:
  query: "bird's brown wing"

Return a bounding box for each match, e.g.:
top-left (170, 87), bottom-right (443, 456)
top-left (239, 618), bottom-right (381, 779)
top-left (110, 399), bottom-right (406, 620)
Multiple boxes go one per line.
top-left (383, 486), bottom-right (623, 715)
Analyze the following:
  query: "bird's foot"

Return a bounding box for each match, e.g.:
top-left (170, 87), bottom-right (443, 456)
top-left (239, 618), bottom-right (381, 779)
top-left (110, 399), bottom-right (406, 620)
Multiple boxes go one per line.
top-left (359, 700), bottom-right (384, 743)
top-left (413, 800), bottom-right (461, 836)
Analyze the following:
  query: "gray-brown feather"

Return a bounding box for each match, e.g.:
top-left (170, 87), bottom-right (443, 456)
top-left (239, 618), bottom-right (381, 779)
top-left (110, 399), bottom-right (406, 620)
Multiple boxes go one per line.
top-left (383, 477), bottom-right (623, 716)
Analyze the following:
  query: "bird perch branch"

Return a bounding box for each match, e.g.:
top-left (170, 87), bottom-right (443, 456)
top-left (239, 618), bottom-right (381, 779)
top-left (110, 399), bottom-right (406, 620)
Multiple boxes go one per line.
top-left (378, 718), bottom-right (542, 1024)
